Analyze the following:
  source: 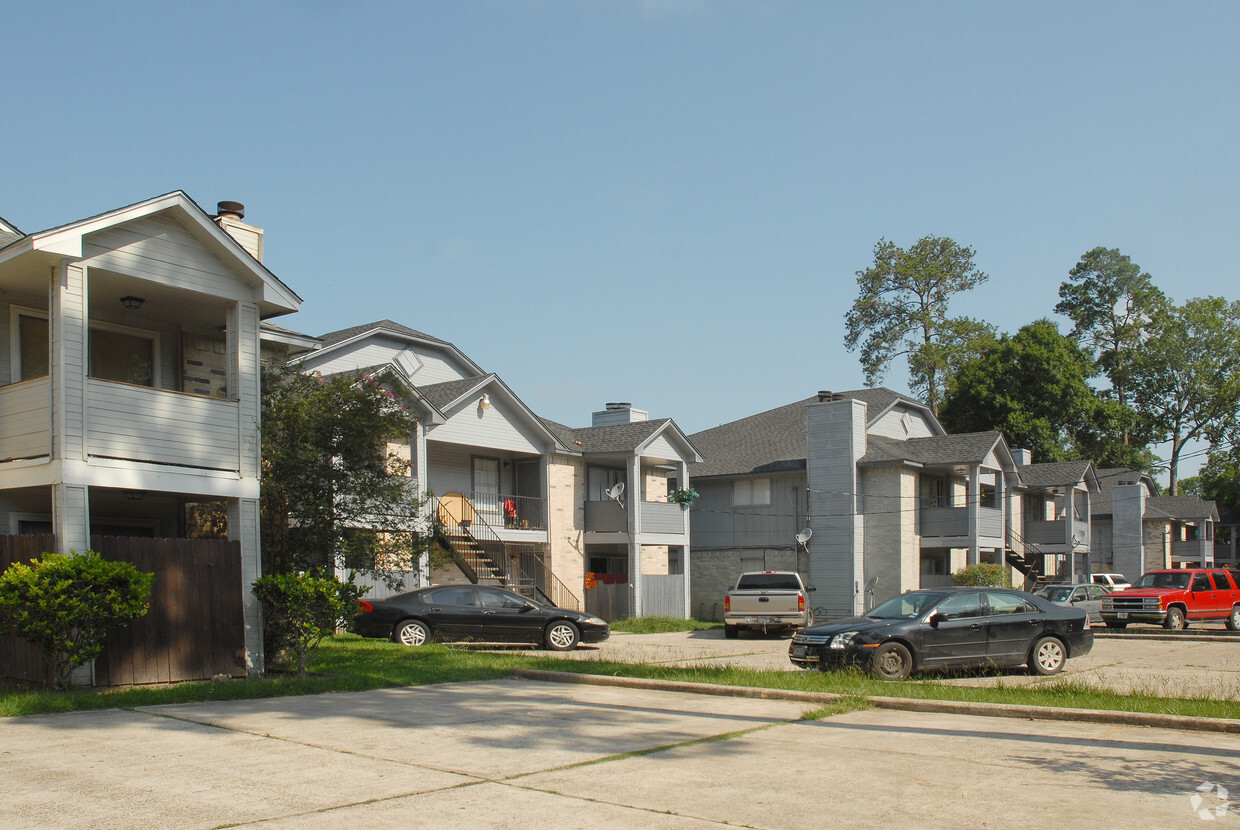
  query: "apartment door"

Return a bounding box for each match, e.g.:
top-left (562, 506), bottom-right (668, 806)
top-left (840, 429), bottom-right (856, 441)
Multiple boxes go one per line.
top-left (473, 457), bottom-right (502, 526)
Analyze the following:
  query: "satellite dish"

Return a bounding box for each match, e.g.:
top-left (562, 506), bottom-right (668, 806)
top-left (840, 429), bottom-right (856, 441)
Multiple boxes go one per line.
top-left (795, 528), bottom-right (813, 548)
top-left (864, 576), bottom-right (879, 594)
top-left (606, 482), bottom-right (625, 506)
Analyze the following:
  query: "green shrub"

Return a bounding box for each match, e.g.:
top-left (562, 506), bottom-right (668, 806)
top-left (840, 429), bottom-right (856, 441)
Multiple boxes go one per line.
top-left (254, 571), bottom-right (366, 676)
top-left (952, 562), bottom-right (1009, 587)
top-left (0, 550), bottom-right (154, 689)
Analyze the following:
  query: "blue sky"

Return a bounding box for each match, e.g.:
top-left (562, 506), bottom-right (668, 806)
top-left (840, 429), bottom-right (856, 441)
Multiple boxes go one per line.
top-left (4, 2), bottom-right (1237, 475)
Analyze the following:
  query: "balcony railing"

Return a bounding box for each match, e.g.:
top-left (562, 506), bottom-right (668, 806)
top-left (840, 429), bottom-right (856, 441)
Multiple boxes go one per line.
top-left (456, 490), bottom-right (546, 531)
top-left (584, 500), bottom-right (688, 535)
top-left (87, 380), bottom-right (240, 471)
top-left (1171, 539), bottom-right (1214, 563)
top-left (0, 377), bottom-right (51, 461)
top-left (920, 506), bottom-right (1003, 538)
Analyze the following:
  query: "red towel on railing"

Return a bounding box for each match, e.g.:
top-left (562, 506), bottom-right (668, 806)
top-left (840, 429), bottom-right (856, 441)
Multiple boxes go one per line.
top-left (504, 498), bottom-right (517, 517)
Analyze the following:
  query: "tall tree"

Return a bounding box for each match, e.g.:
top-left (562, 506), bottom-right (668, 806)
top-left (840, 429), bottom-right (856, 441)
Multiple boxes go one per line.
top-left (1129, 297), bottom-right (1240, 494)
top-left (845, 236), bottom-right (992, 414)
top-left (260, 360), bottom-right (431, 577)
top-left (1055, 247), bottom-right (1167, 413)
top-left (939, 319), bottom-right (1098, 463)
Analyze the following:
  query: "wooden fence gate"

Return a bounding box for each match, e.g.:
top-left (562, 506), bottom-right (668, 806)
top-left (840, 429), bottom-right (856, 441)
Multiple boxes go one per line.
top-left (0, 535), bottom-right (246, 686)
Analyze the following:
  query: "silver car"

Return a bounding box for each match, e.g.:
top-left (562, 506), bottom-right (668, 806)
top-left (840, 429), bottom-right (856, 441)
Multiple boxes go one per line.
top-left (1034, 583), bottom-right (1107, 624)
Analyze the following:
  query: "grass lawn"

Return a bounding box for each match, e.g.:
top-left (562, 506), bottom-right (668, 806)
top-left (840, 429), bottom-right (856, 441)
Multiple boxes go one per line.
top-left (2, 634), bottom-right (1238, 721)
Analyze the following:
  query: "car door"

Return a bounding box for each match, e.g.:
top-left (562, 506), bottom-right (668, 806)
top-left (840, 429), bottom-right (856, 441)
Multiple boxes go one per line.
top-left (1188, 571), bottom-right (1215, 619)
top-left (921, 592), bottom-right (987, 668)
top-left (419, 585), bottom-right (484, 640)
top-left (983, 591), bottom-right (1044, 665)
top-left (475, 586), bottom-right (543, 642)
top-left (1081, 585), bottom-right (1106, 623)
top-left (1209, 571), bottom-right (1238, 617)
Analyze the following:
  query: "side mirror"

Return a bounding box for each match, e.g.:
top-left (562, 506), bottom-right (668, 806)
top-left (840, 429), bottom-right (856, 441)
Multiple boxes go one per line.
top-left (928, 612), bottom-right (945, 628)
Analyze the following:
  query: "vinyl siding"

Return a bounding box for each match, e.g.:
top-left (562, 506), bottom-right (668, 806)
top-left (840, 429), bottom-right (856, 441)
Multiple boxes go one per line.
top-left (86, 379), bottom-right (240, 470)
top-left (305, 334), bottom-right (474, 386)
top-left (0, 378), bottom-right (51, 460)
top-left (429, 400), bottom-right (542, 454)
top-left (689, 473), bottom-right (804, 550)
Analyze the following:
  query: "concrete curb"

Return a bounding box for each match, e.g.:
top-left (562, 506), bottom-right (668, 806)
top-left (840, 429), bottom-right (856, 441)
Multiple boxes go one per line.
top-left (511, 668), bottom-right (1240, 735)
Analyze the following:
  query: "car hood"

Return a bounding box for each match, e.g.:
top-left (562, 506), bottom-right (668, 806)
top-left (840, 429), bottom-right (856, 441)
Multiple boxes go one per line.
top-left (799, 615), bottom-right (901, 636)
top-left (1111, 587), bottom-right (1181, 598)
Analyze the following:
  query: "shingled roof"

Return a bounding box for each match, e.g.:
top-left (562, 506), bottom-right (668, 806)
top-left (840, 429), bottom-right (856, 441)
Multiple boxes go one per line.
top-left (542, 418), bottom-right (673, 455)
top-left (861, 432), bottom-right (1006, 468)
top-left (317, 320), bottom-right (448, 348)
top-left (1017, 461), bottom-right (1095, 489)
top-left (1145, 495), bottom-right (1219, 522)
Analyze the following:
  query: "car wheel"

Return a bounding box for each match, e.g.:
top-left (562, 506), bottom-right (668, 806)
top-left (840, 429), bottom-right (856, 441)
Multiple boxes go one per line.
top-left (1163, 606), bottom-right (1187, 631)
top-left (545, 621), bottom-right (580, 651)
top-left (724, 625), bottom-right (739, 639)
top-left (1029, 636), bottom-right (1066, 676)
top-left (1104, 621), bottom-right (1128, 630)
top-left (394, 619), bottom-right (430, 647)
top-left (1227, 606), bottom-right (1240, 632)
top-left (869, 642), bottom-right (912, 681)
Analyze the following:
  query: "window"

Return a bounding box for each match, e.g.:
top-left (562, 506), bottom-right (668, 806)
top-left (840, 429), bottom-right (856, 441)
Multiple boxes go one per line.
top-left (11, 308), bottom-right (158, 387)
top-left (985, 592), bottom-right (1036, 615)
top-left (933, 592), bottom-right (984, 619)
top-left (1191, 573), bottom-right (1211, 592)
top-left (588, 467), bottom-right (625, 501)
top-left (920, 477), bottom-right (948, 508)
top-left (423, 586), bottom-right (476, 606)
top-left (733, 477), bottom-right (771, 506)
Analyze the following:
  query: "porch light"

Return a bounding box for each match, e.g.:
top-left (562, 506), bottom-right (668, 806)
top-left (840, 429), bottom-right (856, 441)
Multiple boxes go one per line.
top-left (120, 296), bottom-right (145, 310)
top-left (479, 394), bottom-right (491, 410)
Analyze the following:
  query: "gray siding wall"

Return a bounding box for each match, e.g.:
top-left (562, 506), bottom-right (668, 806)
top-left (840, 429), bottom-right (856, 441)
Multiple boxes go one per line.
top-left (806, 398), bottom-right (866, 618)
top-left (1112, 484), bottom-right (1145, 579)
top-left (688, 473), bottom-right (805, 550)
top-left (641, 574), bottom-right (686, 617)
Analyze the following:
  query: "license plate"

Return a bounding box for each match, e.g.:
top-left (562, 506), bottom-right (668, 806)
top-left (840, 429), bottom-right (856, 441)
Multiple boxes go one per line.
top-left (1117, 612), bottom-right (1128, 619)
top-left (791, 645), bottom-right (807, 657)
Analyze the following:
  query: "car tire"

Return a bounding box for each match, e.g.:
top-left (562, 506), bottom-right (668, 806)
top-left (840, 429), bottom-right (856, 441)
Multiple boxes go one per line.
top-left (1029, 636), bottom-right (1066, 676)
top-left (545, 621), bottom-right (580, 651)
top-left (869, 642), bottom-right (912, 681)
top-left (1163, 606), bottom-right (1187, 631)
top-left (1227, 606), bottom-right (1240, 632)
top-left (394, 619), bottom-right (430, 647)
top-left (724, 625), bottom-right (739, 639)
top-left (1104, 621), bottom-right (1128, 630)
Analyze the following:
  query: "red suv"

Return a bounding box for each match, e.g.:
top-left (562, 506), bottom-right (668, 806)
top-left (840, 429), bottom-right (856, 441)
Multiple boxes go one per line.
top-left (1101, 568), bottom-right (1240, 630)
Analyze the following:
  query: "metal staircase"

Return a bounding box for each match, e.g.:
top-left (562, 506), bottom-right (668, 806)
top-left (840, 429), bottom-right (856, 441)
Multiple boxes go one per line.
top-left (434, 493), bottom-right (582, 611)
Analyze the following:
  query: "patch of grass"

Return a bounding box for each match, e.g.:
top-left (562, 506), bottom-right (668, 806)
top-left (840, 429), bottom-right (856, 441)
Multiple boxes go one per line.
top-left (3, 634), bottom-right (1238, 721)
top-left (609, 616), bottom-right (720, 634)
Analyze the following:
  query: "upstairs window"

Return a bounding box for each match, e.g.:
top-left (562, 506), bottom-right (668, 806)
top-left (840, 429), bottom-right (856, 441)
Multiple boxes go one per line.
top-left (732, 477), bottom-right (770, 506)
top-left (10, 308), bottom-right (158, 387)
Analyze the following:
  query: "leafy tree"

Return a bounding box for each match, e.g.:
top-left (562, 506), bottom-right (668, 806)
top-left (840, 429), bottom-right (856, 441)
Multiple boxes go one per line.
top-left (261, 360), bottom-right (432, 578)
top-left (845, 236), bottom-right (993, 415)
top-left (1129, 297), bottom-right (1240, 494)
top-left (939, 320), bottom-right (1099, 463)
top-left (253, 571), bottom-right (365, 676)
top-left (0, 551), bottom-right (154, 689)
top-left (1055, 247), bottom-right (1167, 414)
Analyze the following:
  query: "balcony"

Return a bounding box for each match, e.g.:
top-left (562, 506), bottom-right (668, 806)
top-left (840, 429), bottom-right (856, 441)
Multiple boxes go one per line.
top-left (583, 499), bottom-right (687, 535)
top-left (1171, 539), bottom-right (1214, 564)
top-left (920, 506), bottom-right (1003, 540)
top-left (0, 378), bottom-right (51, 461)
top-left (87, 380), bottom-right (240, 471)
top-left (456, 490), bottom-right (546, 532)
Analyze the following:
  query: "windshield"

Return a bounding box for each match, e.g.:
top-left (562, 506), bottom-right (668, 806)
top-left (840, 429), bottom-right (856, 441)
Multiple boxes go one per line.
top-left (867, 592), bottom-right (945, 620)
top-left (1134, 572), bottom-right (1190, 590)
top-left (735, 574), bottom-right (802, 591)
top-left (1036, 587), bottom-right (1074, 602)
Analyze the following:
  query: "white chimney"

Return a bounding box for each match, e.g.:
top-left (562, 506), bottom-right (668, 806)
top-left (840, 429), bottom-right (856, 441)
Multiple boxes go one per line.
top-left (592, 402), bottom-right (648, 427)
top-left (215, 201), bottom-right (264, 263)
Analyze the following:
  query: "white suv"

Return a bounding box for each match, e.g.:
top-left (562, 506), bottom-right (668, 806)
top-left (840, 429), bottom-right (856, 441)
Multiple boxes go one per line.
top-left (1090, 573), bottom-right (1131, 592)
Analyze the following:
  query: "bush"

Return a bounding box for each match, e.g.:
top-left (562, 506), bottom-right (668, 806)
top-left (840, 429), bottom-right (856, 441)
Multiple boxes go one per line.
top-left (0, 550), bottom-right (154, 689)
top-left (953, 562), bottom-right (1009, 587)
top-left (254, 571), bottom-right (366, 676)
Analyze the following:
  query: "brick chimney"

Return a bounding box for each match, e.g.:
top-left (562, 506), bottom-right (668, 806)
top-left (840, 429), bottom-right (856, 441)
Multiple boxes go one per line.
top-left (214, 200), bottom-right (264, 263)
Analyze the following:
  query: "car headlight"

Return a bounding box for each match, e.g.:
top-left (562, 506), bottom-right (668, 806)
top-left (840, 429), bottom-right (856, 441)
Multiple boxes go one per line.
top-left (829, 631), bottom-right (859, 650)
top-left (584, 617), bottom-right (607, 626)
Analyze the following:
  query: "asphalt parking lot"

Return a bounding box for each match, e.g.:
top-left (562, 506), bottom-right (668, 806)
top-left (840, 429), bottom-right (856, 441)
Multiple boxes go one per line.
top-left (3, 678), bottom-right (1237, 829)
top-left (548, 626), bottom-right (1240, 699)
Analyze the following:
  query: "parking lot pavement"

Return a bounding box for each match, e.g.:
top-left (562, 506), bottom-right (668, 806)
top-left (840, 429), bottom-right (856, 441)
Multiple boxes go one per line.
top-left (539, 628), bottom-right (1240, 698)
top-left (3, 679), bottom-right (1237, 829)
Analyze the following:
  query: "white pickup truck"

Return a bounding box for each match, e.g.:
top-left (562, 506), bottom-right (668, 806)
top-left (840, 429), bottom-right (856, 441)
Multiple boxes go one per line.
top-left (723, 571), bottom-right (816, 639)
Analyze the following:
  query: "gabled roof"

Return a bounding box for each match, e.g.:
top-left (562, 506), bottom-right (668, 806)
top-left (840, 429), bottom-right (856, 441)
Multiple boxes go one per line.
top-left (416, 373), bottom-right (571, 453)
top-left (1090, 467), bottom-right (1159, 518)
top-left (687, 387), bottom-right (940, 478)
top-left (0, 214), bottom-right (22, 249)
top-left (861, 431), bottom-right (1013, 470)
top-left (0, 191), bottom-right (301, 316)
top-left (1145, 495), bottom-right (1220, 522)
top-left (308, 320), bottom-right (484, 377)
top-left (543, 417), bottom-right (702, 462)
top-left (1017, 461), bottom-right (1098, 491)
top-left (318, 363), bottom-right (448, 425)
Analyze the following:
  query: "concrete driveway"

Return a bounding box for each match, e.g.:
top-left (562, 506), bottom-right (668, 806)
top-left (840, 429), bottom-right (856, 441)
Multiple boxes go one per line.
top-left (2, 678), bottom-right (1237, 829)
top-left (547, 628), bottom-right (1240, 698)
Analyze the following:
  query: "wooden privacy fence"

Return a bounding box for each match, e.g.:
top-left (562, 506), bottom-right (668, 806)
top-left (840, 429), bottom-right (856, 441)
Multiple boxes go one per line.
top-left (584, 574), bottom-right (686, 622)
top-left (0, 535), bottom-right (246, 686)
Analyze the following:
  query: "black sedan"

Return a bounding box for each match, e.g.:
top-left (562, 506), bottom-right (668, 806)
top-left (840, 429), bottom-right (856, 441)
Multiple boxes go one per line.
top-left (789, 587), bottom-right (1092, 680)
top-left (351, 584), bottom-right (610, 651)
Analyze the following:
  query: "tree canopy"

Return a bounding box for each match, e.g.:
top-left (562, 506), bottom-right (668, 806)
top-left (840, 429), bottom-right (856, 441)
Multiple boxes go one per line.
top-left (844, 236), bottom-right (993, 415)
top-left (260, 360), bottom-right (431, 577)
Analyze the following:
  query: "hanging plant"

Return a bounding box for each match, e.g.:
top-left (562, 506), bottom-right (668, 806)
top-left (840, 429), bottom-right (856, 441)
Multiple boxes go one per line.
top-left (667, 487), bottom-right (699, 506)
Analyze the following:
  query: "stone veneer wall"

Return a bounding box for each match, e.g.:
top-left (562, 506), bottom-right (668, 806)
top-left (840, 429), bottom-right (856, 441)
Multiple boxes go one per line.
top-left (1145, 521), bottom-right (1170, 571)
top-left (182, 331), bottom-right (229, 398)
top-left (548, 456), bottom-right (586, 606)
